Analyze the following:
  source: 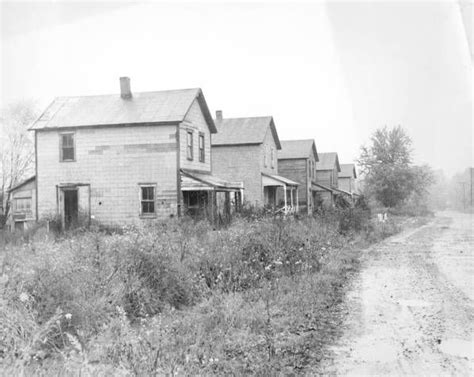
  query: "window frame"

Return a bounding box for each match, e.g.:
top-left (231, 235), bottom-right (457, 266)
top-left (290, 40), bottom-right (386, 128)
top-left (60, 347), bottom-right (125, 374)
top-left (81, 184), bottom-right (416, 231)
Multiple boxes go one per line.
top-left (13, 197), bottom-right (32, 213)
top-left (59, 132), bottom-right (76, 162)
top-left (198, 132), bottom-right (205, 163)
top-left (186, 131), bottom-right (194, 161)
top-left (139, 184), bottom-right (157, 217)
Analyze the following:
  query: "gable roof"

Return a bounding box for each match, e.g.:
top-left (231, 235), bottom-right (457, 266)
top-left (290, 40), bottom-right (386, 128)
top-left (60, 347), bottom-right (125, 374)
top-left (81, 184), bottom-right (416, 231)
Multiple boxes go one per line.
top-left (30, 88), bottom-right (217, 133)
top-left (278, 139), bottom-right (319, 161)
top-left (339, 163), bottom-right (357, 178)
top-left (315, 152), bottom-right (341, 172)
top-left (212, 116), bottom-right (281, 149)
top-left (8, 176), bottom-right (36, 193)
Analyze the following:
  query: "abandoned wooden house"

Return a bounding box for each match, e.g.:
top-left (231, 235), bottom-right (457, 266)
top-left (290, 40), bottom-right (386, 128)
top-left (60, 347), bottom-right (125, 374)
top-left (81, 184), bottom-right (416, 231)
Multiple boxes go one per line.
top-left (29, 77), bottom-right (242, 229)
top-left (277, 139), bottom-right (319, 214)
top-left (338, 163), bottom-right (358, 196)
top-left (314, 152), bottom-right (341, 207)
top-left (211, 111), bottom-right (299, 213)
top-left (6, 176), bottom-right (36, 232)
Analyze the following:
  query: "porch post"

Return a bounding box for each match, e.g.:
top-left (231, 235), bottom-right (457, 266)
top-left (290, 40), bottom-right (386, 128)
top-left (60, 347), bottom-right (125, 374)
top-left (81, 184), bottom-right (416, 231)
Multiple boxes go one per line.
top-left (283, 185), bottom-right (287, 214)
top-left (290, 187), bottom-right (294, 212)
top-left (296, 187), bottom-right (299, 213)
top-left (224, 191), bottom-right (231, 220)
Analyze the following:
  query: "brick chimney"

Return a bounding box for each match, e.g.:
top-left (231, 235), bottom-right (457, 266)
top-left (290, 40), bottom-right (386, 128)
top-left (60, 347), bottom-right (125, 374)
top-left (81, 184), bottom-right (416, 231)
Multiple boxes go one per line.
top-left (216, 110), bottom-right (223, 121)
top-left (120, 77), bottom-right (132, 99)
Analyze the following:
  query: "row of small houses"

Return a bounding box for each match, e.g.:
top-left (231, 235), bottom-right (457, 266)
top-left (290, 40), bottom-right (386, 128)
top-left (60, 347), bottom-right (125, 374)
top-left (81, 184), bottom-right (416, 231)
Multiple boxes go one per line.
top-left (5, 78), bottom-right (358, 231)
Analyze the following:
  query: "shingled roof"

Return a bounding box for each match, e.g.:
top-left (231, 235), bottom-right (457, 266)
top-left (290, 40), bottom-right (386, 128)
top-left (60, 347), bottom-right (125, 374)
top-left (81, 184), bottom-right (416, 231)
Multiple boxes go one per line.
top-left (212, 116), bottom-right (281, 149)
top-left (278, 139), bottom-right (319, 160)
top-left (30, 87), bottom-right (217, 133)
top-left (339, 163), bottom-right (357, 178)
top-left (316, 152), bottom-right (341, 172)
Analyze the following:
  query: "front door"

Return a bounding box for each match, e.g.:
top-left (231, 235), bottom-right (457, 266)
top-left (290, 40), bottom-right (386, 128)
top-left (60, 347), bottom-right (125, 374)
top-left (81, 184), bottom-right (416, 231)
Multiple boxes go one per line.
top-left (64, 189), bottom-right (78, 229)
top-left (264, 186), bottom-right (276, 208)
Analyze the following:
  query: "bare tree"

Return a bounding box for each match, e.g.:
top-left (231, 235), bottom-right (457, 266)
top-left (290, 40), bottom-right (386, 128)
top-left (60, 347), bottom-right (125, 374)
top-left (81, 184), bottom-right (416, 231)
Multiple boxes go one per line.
top-left (0, 100), bottom-right (38, 226)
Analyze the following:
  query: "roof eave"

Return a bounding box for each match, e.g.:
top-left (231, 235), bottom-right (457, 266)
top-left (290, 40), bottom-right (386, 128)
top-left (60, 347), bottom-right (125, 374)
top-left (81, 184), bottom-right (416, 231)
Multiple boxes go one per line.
top-left (30, 120), bottom-right (182, 132)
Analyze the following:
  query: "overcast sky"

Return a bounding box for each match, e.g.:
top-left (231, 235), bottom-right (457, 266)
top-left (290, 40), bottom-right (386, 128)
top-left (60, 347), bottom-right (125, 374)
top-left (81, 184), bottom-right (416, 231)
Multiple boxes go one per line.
top-left (1, 0), bottom-right (472, 176)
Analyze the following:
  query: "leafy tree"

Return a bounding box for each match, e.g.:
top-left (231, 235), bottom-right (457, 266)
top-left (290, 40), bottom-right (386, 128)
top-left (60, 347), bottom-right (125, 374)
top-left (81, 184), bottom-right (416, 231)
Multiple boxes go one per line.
top-left (358, 126), bottom-right (434, 208)
top-left (0, 101), bottom-right (38, 226)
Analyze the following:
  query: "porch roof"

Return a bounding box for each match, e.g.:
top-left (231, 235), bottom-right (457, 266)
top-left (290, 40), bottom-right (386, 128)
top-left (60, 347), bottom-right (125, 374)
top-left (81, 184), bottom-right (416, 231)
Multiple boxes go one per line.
top-left (312, 182), bottom-right (334, 192)
top-left (262, 173), bottom-right (299, 187)
top-left (180, 169), bottom-right (243, 192)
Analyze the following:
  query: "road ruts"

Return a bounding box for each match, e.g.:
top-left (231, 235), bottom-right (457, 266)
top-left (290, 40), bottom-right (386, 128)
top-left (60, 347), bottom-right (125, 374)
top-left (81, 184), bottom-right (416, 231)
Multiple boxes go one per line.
top-left (320, 211), bottom-right (474, 376)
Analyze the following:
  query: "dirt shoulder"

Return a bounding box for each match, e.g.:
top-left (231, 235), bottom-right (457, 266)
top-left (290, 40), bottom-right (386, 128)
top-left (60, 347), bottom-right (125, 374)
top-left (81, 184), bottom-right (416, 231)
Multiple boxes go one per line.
top-left (320, 211), bottom-right (474, 376)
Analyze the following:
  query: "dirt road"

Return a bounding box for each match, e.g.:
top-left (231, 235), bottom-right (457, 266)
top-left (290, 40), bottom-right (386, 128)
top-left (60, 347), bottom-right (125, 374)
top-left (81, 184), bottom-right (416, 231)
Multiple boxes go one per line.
top-left (321, 212), bottom-right (474, 376)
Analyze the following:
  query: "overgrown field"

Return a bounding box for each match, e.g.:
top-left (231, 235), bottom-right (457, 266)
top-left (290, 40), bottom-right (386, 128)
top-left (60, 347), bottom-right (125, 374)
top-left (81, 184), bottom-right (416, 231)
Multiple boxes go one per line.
top-left (0, 210), bottom-right (412, 375)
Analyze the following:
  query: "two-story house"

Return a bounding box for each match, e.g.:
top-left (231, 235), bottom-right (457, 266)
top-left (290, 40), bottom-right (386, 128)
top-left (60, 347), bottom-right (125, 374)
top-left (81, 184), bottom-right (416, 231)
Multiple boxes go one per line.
top-left (30, 78), bottom-right (242, 228)
top-left (277, 139), bottom-right (319, 214)
top-left (315, 152), bottom-right (341, 208)
top-left (338, 163), bottom-right (358, 195)
top-left (211, 111), bottom-right (299, 212)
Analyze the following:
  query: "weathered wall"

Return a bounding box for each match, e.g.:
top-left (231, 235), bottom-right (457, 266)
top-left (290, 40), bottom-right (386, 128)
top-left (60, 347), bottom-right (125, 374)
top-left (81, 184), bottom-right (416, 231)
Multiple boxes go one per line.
top-left (338, 177), bottom-right (353, 193)
top-left (211, 144), bottom-right (263, 206)
top-left (260, 128), bottom-right (279, 176)
top-left (180, 99), bottom-right (212, 172)
top-left (36, 124), bottom-right (178, 225)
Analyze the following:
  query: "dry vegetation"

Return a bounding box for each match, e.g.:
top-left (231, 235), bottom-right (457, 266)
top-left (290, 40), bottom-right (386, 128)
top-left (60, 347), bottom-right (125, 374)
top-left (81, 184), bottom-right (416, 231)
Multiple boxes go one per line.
top-left (0, 209), bottom-right (409, 375)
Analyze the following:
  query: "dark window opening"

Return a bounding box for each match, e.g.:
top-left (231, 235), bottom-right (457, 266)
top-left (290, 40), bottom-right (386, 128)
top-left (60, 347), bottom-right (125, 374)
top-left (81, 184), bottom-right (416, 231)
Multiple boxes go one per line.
top-left (61, 133), bottom-right (75, 161)
top-left (199, 133), bottom-right (205, 162)
top-left (187, 131), bottom-right (193, 160)
top-left (141, 186), bottom-right (155, 215)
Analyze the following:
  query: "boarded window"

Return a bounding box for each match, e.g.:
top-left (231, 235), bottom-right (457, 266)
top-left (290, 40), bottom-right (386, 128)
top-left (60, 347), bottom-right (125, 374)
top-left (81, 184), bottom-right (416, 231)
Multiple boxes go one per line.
top-left (140, 186), bottom-right (155, 215)
top-left (199, 133), bottom-right (205, 162)
top-left (14, 198), bottom-right (31, 213)
top-left (60, 133), bottom-right (75, 161)
top-left (187, 131), bottom-right (193, 160)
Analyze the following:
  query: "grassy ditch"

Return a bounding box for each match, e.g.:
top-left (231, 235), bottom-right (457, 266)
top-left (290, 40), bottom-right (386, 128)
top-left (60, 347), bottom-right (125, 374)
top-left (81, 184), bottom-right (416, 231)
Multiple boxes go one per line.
top-left (0, 210), bottom-right (411, 375)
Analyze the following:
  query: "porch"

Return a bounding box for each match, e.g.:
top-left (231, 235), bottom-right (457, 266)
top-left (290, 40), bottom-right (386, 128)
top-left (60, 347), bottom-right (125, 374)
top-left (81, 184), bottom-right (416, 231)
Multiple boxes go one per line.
top-left (262, 173), bottom-right (299, 215)
top-left (180, 169), bottom-right (244, 223)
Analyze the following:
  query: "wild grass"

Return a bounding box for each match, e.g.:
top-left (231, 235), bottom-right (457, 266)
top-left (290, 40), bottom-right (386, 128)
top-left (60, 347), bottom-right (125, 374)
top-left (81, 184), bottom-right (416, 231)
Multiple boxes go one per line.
top-left (0, 210), bottom-right (404, 375)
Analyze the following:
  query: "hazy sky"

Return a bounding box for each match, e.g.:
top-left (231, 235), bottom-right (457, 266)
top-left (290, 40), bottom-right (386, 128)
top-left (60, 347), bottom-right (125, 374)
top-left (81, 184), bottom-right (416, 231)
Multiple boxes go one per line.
top-left (1, 0), bottom-right (472, 175)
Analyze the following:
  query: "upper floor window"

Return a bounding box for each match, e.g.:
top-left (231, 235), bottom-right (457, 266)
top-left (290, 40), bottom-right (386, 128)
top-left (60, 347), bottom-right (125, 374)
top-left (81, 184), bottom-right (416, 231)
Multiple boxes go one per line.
top-left (186, 131), bottom-right (193, 160)
top-left (60, 133), bottom-right (75, 162)
top-left (199, 133), bottom-right (205, 162)
top-left (14, 197), bottom-right (31, 213)
top-left (271, 147), bottom-right (275, 168)
top-left (140, 185), bottom-right (155, 216)
top-left (264, 149), bottom-right (268, 167)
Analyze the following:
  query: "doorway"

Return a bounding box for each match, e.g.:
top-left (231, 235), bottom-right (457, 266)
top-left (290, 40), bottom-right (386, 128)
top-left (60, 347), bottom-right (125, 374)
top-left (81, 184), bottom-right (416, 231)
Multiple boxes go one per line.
top-left (64, 189), bottom-right (78, 229)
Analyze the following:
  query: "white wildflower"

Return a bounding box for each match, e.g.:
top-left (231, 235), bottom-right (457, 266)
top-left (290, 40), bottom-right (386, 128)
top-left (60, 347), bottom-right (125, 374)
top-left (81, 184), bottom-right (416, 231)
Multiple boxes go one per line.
top-left (19, 292), bottom-right (29, 302)
top-left (65, 313), bottom-right (72, 320)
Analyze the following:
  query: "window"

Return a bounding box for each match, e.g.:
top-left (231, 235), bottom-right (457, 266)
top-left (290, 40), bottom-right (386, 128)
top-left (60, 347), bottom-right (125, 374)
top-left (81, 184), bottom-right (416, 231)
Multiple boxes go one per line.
top-left (271, 147), bottom-right (275, 168)
top-left (264, 149), bottom-right (268, 167)
top-left (199, 133), bottom-right (205, 162)
top-left (186, 131), bottom-right (193, 160)
top-left (140, 185), bottom-right (155, 215)
top-left (60, 133), bottom-right (75, 161)
top-left (14, 197), bottom-right (32, 213)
